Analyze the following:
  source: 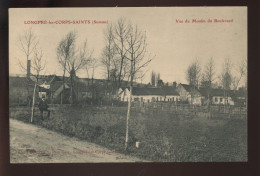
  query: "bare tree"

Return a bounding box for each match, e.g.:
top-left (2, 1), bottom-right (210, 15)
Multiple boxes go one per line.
top-left (89, 58), bottom-right (98, 81)
top-left (219, 59), bottom-right (233, 108)
top-left (150, 71), bottom-right (161, 87)
top-left (232, 58), bottom-right (247, 90)
top-left (150, 71), bottom-right (156, 86)
top-left (220, 59), bottom-right (232, 90)
top-left (89, 57), bottom-right (99, 101)
top-left (17, 28), bottom-right (39, 106)
top-left (112, 18), bottom-right (131, 89)
top-left (203, 58), bottom-right (215, 88)
top-left (186, 59), bottom-right (201, 104)
top-left (57, 31), bottom-right (76, 104)
top-left (30, 48), bottom-right (46, 122)
top-left (136, 69), bottom-right (148, 85)
top-left (101, 24), bottom-right (116, 97)
top-left (17, 28), bottom-right (39, 66)
top-left (57, 31), bottom-right (92, 105)
top-left (186, 59), bottom-right (201, 87)
top-left (202, 58), bottom-right (215, 105)
top-left (101, 24), bottom-right (115, 82)
top-left (156, 72), bottom-right (161, 87)
top-left (70, 40), bottom-right (93, 105)
top-left (124, 24), bottom-right (153, 151)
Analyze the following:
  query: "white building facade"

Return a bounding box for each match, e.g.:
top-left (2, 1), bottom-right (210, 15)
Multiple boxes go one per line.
top-left (118, 87), bottom-right (180, 103)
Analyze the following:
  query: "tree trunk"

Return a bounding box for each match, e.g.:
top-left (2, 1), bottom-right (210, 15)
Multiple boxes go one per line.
top-left (61, 60), bottom-right (67, 105)
top-left (50, 89), bottom-right (53, 104)
top-left (70, 74), bottom-right (73, 105)
top-left (61, 93), bottom-right (63, 105)
top-left (30, 82), bottom-right (37, 123)
top-left (125, 85), bottom-right (132, 151)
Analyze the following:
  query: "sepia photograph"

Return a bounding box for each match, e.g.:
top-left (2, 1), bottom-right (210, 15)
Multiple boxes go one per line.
top-left (9, 7), bottom-right (247, 163)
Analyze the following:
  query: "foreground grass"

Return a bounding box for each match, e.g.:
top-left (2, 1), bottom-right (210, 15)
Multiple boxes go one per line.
top-left (9, 105), bottom-right (247, 162)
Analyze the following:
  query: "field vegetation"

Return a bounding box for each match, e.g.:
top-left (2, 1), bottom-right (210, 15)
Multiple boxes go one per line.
top-left (9, 105), bottom-right (247, 162)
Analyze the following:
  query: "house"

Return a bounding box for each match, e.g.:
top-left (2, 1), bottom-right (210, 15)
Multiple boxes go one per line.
top-left (34, 75), bottom-right (71, 104)
top-left (176, 84), bottom-right (203, 105)
top-left (118, 87), bottom-right (180, 102)
top-left (50, 81), bottom-right (70, 103)
top-left (211, 89), bottom-right (235, 105)
top-left (233, 88), bottom-right (247, 106)
top-left (76, 78), bottom-right (108, 101)
top-left (10, 58), bottom-right (109, 105)
top-left (163, 87), bottom-right (181, 102)
top-left (199, 88), bottom-right (235, 106)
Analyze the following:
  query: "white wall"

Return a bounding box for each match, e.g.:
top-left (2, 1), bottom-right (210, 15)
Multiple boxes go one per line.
top-left (119, 88), bottom-right (180, 102)
top-left (132, 95), bottom-right (164, 102)
top-left (212, 96), bottom-right (234, 105)
top-left (165, 95), bottom-right (180, 102)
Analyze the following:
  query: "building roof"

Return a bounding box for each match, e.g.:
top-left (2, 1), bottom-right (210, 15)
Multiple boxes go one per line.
top-left (162, 87), bottom-right (180, 96)
top-left (9, 76), bottom-right (34, 87)
top-left (199, 88), bottom-right (235, 97)
top-left (235, 89), bottom-right (247, 97)
top-left (179, 84), bottom-right (199, 92)
top-left (132, 87), bottom-right (163, 96)
top-left (51, 81), bottom-right (69, 92)
top-left (124, 87), bottom-right (179, 96)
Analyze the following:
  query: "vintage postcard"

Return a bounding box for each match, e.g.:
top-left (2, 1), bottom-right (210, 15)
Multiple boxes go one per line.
top-left (9, 7), bottom-right (247, 163)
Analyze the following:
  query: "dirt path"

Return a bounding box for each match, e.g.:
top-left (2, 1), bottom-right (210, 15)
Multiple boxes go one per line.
top-left (10, 119), bottom-right (146, 163)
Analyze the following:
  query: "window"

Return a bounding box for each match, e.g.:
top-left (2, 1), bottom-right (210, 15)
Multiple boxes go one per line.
top-left (215, 97), bottom-right (218, 102)
top-left (39, 92), bottom-right (46, 99)
top-left (134, 97), bottom-right (139, 101)
top-left (156, 97), bottom-right (159, 101)
top-left (220, 98), bottom-right (223, 102)
top-left (160, 97), bottom-right (162, 101)
top-left (141, 97), bottom-right (143, 102)
top-left (172, 97), bottom-right (175, 101)
top-left (152, 97), bottom-right (155, 102)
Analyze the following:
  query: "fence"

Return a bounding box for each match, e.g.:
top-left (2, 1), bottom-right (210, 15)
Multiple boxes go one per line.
top-left (130, 102), bottom-right (247, 120)
top-left (10, 101), bottom-right (247, 120)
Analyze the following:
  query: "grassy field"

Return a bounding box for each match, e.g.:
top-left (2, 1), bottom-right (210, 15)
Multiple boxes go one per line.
top-left (9, 105), bottom-right (247, 162)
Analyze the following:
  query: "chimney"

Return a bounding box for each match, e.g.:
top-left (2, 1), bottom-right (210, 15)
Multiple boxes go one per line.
top-left (27, 60), bottom-right (31, 78)
top-left (173, 81), bottom-right (177, 88)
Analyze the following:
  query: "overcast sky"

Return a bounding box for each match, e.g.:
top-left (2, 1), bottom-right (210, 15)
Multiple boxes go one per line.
top-left (9, 7), bottom-right (247, 84)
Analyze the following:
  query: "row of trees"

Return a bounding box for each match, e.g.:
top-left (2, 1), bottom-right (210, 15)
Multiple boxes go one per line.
top-left (186, 58), bottom-right (247, 90)
top-left (186, 57), bottom-right (247, 105)
top-left (17, 18), bottom-right (153, 150)
top-left (101, 18), bottom-right (153, 150)
top-left (54, 18), bottom-right (153, 105)
top-left (150, 71), bottom-right (161, 87)
top-left (56, 18), bottom-right (154, 150)
top-left (101, 18), bottom-right (153, 93)
top-left (56, 31), bottom-right (93, 104)
top-left (17, 28), bottom-right (46, 122)
top-left (17, 19), bottom-right (154, 106)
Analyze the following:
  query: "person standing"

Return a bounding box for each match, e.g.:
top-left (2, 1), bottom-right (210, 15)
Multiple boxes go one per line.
top-left (38, 97), bottom-right (50, 120)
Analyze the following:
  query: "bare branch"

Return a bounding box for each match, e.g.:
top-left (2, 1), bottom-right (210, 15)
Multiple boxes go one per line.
top-left (17, 28), bottom-right (39, 62)
top-left (186, 58), bottom-right (201, 87)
